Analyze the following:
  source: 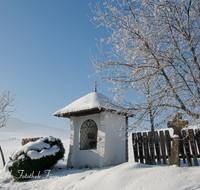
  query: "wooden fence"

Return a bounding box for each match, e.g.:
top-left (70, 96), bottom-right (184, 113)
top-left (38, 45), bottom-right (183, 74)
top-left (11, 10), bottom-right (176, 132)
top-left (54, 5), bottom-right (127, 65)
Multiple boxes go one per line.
top-left (132, 129), bottom-right (200, 166)
top-left (21, 137), bottom-right (42, 146)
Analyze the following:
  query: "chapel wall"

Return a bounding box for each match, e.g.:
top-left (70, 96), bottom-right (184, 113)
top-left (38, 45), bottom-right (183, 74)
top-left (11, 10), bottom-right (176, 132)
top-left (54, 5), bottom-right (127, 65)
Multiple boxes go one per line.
top-left (103, 113), bottom-right (126, 166)
top-left (69, 114), bottom-right (101, 168)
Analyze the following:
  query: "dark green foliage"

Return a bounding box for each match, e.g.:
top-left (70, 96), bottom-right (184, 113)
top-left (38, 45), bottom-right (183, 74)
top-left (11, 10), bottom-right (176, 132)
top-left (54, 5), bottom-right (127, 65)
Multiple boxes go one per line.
top-left (8, 137), bottom-right (65, 181)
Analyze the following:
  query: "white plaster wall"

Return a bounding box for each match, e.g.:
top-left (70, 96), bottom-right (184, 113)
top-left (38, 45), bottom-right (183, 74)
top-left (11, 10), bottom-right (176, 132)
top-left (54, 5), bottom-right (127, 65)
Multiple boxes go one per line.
top-left (103, 113), bottom-right (126, 166)
top-left (67, 112), bottom-right (126, 168)
top-left (67, 119), bottom-right (75, 168)
top-left (68, 114), bottom-right (103, 168)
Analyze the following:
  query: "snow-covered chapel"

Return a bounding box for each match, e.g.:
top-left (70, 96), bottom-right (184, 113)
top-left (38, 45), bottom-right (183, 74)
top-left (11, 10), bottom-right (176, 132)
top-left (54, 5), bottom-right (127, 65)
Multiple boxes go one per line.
top-left (53, 92), bottom-right (133, 168)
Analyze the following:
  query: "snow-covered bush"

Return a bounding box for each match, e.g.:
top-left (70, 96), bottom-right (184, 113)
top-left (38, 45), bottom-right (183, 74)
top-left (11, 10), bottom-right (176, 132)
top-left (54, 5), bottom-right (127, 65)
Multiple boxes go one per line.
top-left (7, 136), bottom-right (65, 181)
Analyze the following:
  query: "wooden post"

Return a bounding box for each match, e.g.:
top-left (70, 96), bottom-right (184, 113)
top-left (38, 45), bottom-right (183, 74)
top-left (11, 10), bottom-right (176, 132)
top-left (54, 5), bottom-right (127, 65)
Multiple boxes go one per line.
top-left (138, 132), bottom-right (144, 163)
top-left (148, 131), bottom-right (156, 165)
top-left (182, 130), bottom-right (192, 166)
top-left (165, 130), bottom-right (171, 158)
top-left (195, 129), bottom-right (200, 153)
top-left (179, 132), bottom-right (186, 164)
top-left (22, 139), bottom-right (25, 146)
top-left (132, 133), bottom-right (138, 162)
top-left (188, 129), bottom-right (198, 166)
top-left (159, 131), bottom-right (167, 164)
top-left (154, 131), bottom-right (161, 164)
top-left (143, 132), bottom-right (150, 165)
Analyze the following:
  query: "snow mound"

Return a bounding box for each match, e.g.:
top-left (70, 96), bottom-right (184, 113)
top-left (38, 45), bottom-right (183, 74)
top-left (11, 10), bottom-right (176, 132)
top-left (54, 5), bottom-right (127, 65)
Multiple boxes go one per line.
top-left (27, 146), bottom-right (59, 160)
top-left (11, 136), bottom-right (60, 160)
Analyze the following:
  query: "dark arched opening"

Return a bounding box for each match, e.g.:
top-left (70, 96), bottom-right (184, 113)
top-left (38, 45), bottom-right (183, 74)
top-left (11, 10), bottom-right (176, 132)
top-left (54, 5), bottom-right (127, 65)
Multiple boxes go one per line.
top-left (80, 119), bottom-right (98, 150)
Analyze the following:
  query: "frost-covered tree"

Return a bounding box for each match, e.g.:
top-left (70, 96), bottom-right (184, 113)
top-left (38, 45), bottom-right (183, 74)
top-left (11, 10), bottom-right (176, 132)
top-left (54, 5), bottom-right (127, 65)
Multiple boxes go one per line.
top-left (90, 0), bottom-right (200, 128)
top-left (0, 85), bottom-right (16, 166)
top-left (130, 72), bottom-right (171, 132)
top-left (0, 85), bottom-right (16, 128)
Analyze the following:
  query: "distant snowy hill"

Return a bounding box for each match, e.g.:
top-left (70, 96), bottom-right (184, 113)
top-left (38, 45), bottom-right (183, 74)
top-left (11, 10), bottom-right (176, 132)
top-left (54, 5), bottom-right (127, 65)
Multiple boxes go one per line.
top-left (0, 117), bottom-right (70, 140)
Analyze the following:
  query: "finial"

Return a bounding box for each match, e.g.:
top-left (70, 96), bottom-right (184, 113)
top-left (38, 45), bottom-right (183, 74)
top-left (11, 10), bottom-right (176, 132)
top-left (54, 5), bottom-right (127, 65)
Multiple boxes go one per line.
top-left (93, 80), bottom-right (99, 92)
top-left (95, 80), bottom-right (97, 92)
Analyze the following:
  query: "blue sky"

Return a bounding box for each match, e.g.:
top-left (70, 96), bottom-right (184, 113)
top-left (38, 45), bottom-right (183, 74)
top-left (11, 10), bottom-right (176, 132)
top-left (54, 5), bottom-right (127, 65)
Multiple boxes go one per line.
top-left (0, 0), bottom-right (112, 130)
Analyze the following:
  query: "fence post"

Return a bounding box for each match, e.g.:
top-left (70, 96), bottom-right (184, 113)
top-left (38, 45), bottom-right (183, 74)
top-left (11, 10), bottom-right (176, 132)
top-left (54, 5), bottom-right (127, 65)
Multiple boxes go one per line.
top-left (188, 129), bottom-right (198, 166)
top-left (148, 131), bottom-right (156, 165)
top-left (165, 130), bottom-right (171, 158)
top-left (159, 131), bottom-right (167, 164)
top-left (195, 129), bottom-right (200, 153)
top-left (182, 130), bottom-right (192, 166)
top-left (154, 131), bottom-right (161, 164)
top-left (132, 133), bottom-right (138, 162)
top-left (138, 132), bottom-right (144, 163)
top-left (143, 132), bottom-right (150, 165)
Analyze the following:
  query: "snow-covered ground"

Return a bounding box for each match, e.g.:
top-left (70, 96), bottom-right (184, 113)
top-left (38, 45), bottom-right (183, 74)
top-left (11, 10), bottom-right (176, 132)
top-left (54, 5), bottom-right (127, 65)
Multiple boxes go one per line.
top-left (0, 119), bottom-right (200, 189)
top-left (1, 156), bottom-right (200, 190)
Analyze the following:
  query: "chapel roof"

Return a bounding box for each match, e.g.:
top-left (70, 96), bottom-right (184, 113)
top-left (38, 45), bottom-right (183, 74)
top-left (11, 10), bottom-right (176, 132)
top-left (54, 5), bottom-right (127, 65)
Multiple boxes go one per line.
top-left (53, 92), bottom-right (134, 118)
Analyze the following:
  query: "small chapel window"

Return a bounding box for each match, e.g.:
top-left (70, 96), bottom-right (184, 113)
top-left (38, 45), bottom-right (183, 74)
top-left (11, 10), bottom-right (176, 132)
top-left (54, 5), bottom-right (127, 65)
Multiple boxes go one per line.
top-left (80, 119), bottom-right (98, 150)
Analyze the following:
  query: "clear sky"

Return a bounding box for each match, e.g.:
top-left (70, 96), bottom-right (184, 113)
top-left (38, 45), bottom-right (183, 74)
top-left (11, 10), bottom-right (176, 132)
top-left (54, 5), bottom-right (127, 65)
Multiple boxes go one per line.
top-left (0, 0), bottom-right (111, 130)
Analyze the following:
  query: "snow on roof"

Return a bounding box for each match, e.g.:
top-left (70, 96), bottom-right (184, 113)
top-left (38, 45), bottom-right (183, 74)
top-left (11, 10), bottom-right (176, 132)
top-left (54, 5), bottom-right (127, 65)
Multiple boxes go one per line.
top-left (53, 92), bottom-right (131, 118)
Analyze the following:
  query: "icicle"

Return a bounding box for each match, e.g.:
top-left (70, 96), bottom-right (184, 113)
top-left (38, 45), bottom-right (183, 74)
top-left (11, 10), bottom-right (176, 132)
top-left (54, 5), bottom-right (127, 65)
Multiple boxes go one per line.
top-left (57, 116), bottom-right (58, 127)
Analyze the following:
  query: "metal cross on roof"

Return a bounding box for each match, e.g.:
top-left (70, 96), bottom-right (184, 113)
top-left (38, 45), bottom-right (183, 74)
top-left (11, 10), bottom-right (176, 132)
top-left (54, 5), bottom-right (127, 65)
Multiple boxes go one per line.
top-left (93, 80), bottom-right (99, 92)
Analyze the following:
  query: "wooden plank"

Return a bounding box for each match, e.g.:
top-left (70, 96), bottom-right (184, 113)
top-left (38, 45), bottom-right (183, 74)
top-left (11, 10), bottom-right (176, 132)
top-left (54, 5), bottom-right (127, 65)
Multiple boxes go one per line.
top-left (165, 130), bottom-right (171, 157)
top-left (159, 131), bottom-right (167, 164)
top-left (182, 130), bottom-right (192, 166)
top-left (22, 139), bottom-right (25, 146)
top-left (179, 133), bottom-right (186, 164)
top-left (154, 131), bottom-right (161, 164)
top-left (195, 129), bottom-right (200, 153)
top-left (137, 132), bottom-right (144, 163)
top-left (143, 132), bottom-right (150, 165)
top-left (132, 133), bottom-right (138, 162)
top-left (188, 129), bottom-right (198, 166)
top-left (148, 131), bottom-right (156, 165)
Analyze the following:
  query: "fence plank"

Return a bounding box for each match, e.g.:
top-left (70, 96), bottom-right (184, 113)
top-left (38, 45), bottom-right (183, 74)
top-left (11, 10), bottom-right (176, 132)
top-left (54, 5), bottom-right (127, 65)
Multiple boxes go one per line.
top-left (132, 133), bottom-right (138, 162)
top-left (165, 130), bottom-right (171, 157)
top-left (195, 129), bottom-right (200, 154)
top-left (182, 130), bottom-right (192, 166)
top-left (188, 129), bottom-right (198, 166)
top-left (159, 131), bottom-right (167, 164)
top-left (143, 132), bottom-right (150, 165)
top-left (138, 132), bottom-right (144, 163)
top-left (21, 137), bottom-right (42, 146)
top-left (154, 131), bottom-right (161, 164)
top-left (132, 129), bottom-right (200, 167)
top-left (179, 133), bottom-right (186, 164)
top-left (148, 131), bottom-right (156, 165)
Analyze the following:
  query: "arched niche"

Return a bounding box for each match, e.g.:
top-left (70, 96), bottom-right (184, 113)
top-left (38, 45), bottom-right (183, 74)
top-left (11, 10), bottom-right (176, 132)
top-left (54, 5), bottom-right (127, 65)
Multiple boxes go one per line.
top-left (80, 119), bottom-right (98, 150)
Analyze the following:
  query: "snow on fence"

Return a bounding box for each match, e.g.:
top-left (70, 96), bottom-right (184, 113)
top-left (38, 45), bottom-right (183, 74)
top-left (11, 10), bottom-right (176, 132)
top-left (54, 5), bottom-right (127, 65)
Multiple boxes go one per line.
top-left (21, 137), bottom-right (43, 146)
top-left (132, 129), bottom-right (200, 166)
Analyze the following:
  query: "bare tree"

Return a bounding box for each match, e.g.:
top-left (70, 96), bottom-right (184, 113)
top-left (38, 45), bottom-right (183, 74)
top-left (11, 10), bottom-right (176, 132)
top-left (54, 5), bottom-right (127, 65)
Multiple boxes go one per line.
top-left (0, 87), bottom-right (16, 128)
top-left (0, 85), bottom-right (16, 166)
top-left (89, 0), bottom-right (200, 128)
top-left (126, 70), bottom-right (173, 133)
